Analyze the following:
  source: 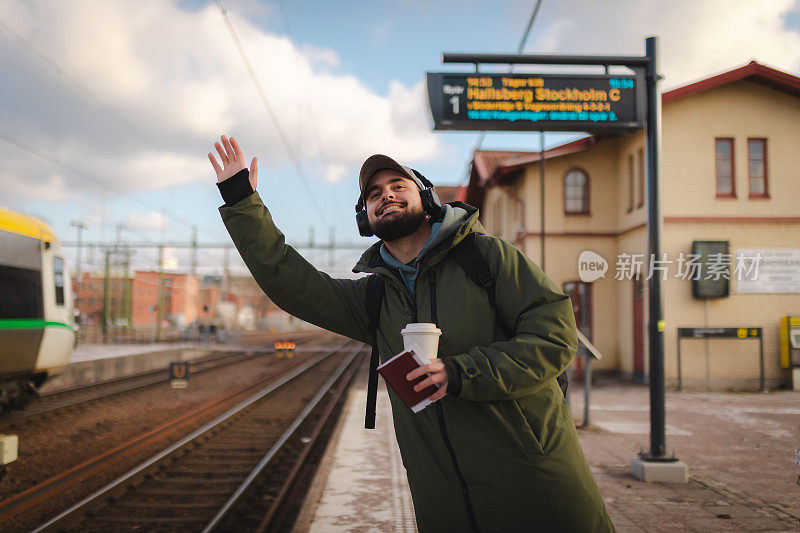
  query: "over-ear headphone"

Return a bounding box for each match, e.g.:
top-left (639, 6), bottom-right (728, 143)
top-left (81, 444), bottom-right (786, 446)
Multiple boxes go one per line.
top-left (355, 168), bottom-right (442, 238)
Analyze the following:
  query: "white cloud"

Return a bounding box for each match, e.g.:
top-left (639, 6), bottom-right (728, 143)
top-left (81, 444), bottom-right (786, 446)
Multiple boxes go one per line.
top-left (2, 173), bottom-right (69, 202)
top-left (526, 0), bottom-right (800, 89)
top-left (323, 163), bottom-right (347, 183)
top-left (122, 211), bottom-right (170, 232)
top-left (300, 44), bottom-right (341, 68)
top-left (0, 0), bottom-right (443, 202)
top-left (2, 0), bottom-right (798, 209)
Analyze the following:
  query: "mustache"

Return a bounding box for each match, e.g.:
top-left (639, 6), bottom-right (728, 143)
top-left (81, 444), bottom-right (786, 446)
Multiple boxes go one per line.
top-left (377, 201), bottom-right (406, 216)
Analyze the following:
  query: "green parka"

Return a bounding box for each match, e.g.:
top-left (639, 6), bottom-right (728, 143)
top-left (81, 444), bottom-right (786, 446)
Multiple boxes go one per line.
top-left (220, 192), bottom-right (614, 533)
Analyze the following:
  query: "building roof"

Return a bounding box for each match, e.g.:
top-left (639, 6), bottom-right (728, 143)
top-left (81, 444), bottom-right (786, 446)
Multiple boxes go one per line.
top-left (434, 186), bottom-right (467, 204)
top-left (465, 61), bottom-right (800, 209)
top-left (466, 137), bottom-right (596, 207)
top-left (663, 60), bottom-right (800, 104)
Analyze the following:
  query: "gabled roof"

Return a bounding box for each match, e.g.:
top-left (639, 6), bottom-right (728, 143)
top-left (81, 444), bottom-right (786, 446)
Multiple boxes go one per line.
top-left (663, 60), bottom-right (800, 104)
top-left (464, 61), bottom-right (800, 210)
top-left (465, 137), bottom-right (595, 208)
top-left (434, 186), bottom-right (467, 204)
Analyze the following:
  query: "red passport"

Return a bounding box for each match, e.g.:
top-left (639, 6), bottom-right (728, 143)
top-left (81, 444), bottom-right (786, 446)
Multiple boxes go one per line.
top-left (377, 347), bottom-right (442, 412)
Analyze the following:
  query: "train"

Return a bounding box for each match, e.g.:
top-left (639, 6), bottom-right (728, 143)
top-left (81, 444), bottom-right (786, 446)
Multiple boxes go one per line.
top-left (0, 207), bottom-right (75, 408)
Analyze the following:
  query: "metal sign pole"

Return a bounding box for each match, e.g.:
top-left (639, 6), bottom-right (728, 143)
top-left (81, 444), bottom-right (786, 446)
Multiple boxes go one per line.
top-left (759, 334), bottom-right (765, 391)
top-left (677, 333), bottom-right (682, 392)
top-left (644, 36), bottom-right (668, 461)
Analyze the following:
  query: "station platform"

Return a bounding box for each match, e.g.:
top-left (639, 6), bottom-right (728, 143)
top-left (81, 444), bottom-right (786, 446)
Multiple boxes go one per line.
top-left (71, 341), bottom-right (209, 362)
top-left (295, 374), bottom-right (417, 532)
top-left (295, 373), bottom-right (800, 532)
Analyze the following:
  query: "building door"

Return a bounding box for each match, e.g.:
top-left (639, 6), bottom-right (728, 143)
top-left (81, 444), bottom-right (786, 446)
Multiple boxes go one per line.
top-left (563, 281), bottom-right (592, 380)
top-left (633, 279), bottom-right (645, 380)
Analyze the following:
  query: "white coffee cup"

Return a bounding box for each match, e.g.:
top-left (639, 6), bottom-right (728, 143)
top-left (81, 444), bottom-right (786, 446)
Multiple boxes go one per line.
top-left (401, 323), bottom-right (442, 361)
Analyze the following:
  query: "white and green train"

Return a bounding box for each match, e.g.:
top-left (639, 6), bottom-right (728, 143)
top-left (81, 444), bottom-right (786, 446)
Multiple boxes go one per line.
top-left (0, 207), bottom-right (75, 408)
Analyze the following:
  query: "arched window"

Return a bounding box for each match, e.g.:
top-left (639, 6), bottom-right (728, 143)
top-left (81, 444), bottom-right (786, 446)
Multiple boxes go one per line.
top-left (564, 169), bottom-right (590, 214)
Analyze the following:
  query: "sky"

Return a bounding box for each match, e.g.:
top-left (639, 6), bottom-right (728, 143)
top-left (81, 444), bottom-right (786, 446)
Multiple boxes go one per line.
top-left (2, 0), bottom-right (799, 278)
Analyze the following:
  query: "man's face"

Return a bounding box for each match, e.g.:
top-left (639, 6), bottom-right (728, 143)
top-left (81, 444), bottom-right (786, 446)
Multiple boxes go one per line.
top-left (364, 170), bottom-right (426, 242)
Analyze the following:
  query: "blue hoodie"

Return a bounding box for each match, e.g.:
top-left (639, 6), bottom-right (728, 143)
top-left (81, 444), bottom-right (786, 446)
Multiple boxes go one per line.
top-left (379, 204), bottom-right (469, 294)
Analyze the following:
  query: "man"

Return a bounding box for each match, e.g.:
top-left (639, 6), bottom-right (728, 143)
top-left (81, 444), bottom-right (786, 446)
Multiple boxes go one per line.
top-left (209, 135), bottom-right (614, 532)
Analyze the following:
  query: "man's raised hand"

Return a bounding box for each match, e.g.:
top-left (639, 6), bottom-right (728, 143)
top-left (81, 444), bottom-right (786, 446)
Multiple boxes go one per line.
top-left (208, 135), bottom-right (258, 190)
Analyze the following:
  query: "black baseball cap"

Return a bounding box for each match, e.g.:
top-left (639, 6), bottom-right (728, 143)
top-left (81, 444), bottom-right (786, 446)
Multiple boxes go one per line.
top-left (358, 154), bottom-right (426, 198)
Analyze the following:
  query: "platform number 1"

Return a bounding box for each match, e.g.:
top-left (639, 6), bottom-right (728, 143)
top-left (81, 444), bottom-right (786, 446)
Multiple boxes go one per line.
top-left (449, 95), bottom-right (460, 114)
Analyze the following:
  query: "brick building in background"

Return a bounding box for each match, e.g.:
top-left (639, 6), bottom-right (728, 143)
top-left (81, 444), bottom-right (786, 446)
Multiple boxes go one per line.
top-left (130, 271), bottom-right (198, 327)
top-left (73, 271), bottom-right (280, 330)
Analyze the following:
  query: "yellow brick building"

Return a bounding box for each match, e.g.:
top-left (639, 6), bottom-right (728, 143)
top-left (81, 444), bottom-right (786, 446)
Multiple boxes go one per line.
top-left (465, 61), bottom-right (800, 390)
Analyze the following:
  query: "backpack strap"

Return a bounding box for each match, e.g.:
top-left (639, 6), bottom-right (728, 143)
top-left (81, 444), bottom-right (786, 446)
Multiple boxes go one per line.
top-left (364, 274), bottom-right (385, 429)
top-left (451, 233), bottom-right (569, 397)
top-left (451, 233), bottom-right (512, 338)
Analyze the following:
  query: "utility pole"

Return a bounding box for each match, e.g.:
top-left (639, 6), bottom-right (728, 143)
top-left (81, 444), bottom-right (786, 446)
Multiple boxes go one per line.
top-left (122, 245), bottom-right (132, 330)
top-left (191, 225), bottom-right (198, 276)
top-left (191, 225), bottom-right (199, 333)
top-left (223, 246), bottom-right (230, 305)
top-left (102, 249), bottom-right (110, 343)
top-left (157, 244), bottom-right (164, 342)
top-left (70, 220), bottom-right (88, 320)
top-left (114, 224), bottom-right (122, 338)
top-left (328, 227), bottom-right (335, 268)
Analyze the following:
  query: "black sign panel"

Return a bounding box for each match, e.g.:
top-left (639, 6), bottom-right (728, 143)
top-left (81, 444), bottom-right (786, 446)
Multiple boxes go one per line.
top-left (677, 327), bottom-right (762, 339)
top-left (426, 72), bottom-right (644, 132)
top-left (692, 241), bottom-right (730, 300)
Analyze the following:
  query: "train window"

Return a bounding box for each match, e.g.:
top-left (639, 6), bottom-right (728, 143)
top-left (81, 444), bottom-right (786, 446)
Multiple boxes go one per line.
top-left (54, 257), bottom-right (65, 306)
top-left (0, 265), bottom-right (44, 319)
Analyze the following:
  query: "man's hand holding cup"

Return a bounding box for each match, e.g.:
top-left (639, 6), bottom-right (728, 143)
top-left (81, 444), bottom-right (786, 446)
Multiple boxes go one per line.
top-left (406, 358), bottom-right (448, 402)
top-left (402, 323), bottom-right (447, 403)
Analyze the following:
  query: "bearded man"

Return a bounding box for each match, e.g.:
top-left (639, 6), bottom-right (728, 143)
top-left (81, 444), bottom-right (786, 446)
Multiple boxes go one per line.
top-left (209, 135), bottom-right (614, 532)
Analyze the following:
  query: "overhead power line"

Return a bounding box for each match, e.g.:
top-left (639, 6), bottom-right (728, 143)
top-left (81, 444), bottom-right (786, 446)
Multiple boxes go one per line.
top-left (467, 0), bottom-right (545, 184)
top-left (0, 15), bottom-right (222, 232)
top-left (277, 0), bottom-right (328, 170)
top-left (0, 130), bottom-right (196, 230)
top-left (215, 0), bottom-right (328, 226)
top-left (515, 0), bottom-right (544, 59)
top-left (0, 17), bottom-right (152, 144)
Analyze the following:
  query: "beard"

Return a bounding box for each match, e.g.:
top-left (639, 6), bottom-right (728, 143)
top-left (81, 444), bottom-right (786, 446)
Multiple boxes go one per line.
top-left (372, 203), bottom-right (427, 242)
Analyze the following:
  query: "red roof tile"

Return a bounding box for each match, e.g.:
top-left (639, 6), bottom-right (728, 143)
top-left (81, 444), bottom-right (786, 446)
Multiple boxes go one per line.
top-left (663, 60), bottom-right (800, 104)
top-left (435, 186), bottom-right (467, 203)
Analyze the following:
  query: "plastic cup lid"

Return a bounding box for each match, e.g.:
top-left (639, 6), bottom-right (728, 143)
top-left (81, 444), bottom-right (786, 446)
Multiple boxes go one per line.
top-left (401, 322), bottom-right (441, 335)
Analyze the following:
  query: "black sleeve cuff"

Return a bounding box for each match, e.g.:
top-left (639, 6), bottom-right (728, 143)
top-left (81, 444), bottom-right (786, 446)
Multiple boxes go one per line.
top-left (217, 169), bottom-right (254, 206)
top-left (443, 357), bottom-right (462, 397)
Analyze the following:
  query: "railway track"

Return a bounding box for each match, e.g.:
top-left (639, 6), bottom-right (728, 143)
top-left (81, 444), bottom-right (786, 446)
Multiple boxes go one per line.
top-left (0, 336), bottom-right (351, 528)
top-left (1, 330), bottom-right (330, 427)
top-left (0, 350), bottom-right (268, 427)
top-left (24, 340), bottom-right (365, 531)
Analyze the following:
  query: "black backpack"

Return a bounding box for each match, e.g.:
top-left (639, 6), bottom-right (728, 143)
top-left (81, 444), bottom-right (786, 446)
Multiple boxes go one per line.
top-left (364, 232), bottom-right (569, 429)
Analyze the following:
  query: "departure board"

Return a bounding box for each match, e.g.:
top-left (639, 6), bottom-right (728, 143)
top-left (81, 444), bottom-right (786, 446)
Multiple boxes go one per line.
top-left (426, 72), bottom-right (644, 132)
